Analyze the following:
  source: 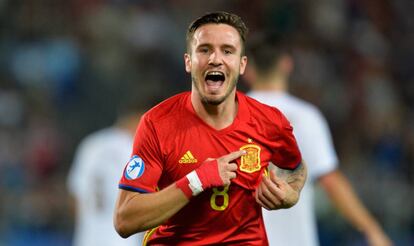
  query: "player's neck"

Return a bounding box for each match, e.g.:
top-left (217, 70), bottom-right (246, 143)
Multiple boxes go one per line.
top-left (191, 91), bottom-right (238, 130)
top-left (252, 77), bottom-right (288, 92)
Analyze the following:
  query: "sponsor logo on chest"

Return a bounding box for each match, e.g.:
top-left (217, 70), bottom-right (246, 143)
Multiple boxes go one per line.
top-left (179, 150), bottom-right (198, 164)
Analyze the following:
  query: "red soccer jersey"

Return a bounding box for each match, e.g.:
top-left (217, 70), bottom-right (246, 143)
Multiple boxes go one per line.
top-left (119, 91), bottom-right (302, 246)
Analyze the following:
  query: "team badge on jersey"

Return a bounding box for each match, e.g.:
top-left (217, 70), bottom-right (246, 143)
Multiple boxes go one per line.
top-left (239, 144), bottom-right (261, 173)
top-left (125, 155), bottom-right (145, 180)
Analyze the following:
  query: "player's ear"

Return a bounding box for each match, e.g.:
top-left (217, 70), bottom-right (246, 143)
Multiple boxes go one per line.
top-left (243, 61), bottom-right (256, 87)
top-left (184, 53), bottom-right (191, 73)
top-left (239, 56), bottom-right (248, 75)
top-left (278, 54), bottom-right (293, 76)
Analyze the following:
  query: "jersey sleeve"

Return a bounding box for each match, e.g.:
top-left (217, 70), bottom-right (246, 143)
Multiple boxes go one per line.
top-left (296, 107), bottom-right (338, 180)
top-left (118, 114), bottom-right (163, 193)
top-left (271, 110), bottom-right (302, 170)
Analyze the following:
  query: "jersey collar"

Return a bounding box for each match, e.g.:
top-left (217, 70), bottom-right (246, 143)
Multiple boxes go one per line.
top-left (185, 91), bottom-right (251, 133)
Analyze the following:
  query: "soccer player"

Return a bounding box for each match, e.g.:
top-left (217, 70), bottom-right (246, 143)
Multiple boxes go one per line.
top-left (67, 101), bottom-right (148, 246)
top-left (246, 35), bottom-right (392, 246)
top-left (114, 12), bottom-right (307, 245)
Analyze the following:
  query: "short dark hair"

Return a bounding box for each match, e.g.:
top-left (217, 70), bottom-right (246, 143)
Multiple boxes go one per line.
top-left (116, 96), bottom-right (162, 119)
top-left (247, 33), bottom-right (290, 75)
top-left (186, 11), bottom-right (249, 55)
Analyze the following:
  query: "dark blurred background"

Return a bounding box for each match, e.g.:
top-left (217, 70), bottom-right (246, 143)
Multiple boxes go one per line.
top-left (0, 0), bottom-right (413, 245)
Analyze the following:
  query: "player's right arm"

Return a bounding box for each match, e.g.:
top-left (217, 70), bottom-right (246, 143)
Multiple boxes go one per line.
top-left (114, 147), bottom-right (243, 237)
top-left (114, 183), bottom-right (189, 238)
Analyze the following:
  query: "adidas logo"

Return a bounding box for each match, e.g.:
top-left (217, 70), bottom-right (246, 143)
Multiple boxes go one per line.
top-left (179, 151), bottom-right (198, 164)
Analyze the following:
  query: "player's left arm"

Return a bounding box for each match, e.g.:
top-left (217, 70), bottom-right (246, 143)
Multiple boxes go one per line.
top-left (276, 161), bottom-right (307, 192)
top-left (256, 108), bottom-right (307, 209)
top-left (256, 161), bottom-right (307, 210)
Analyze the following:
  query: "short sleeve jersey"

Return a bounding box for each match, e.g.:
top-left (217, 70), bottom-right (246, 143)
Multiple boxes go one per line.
top-left (119, 91), bottom-right (301, 246)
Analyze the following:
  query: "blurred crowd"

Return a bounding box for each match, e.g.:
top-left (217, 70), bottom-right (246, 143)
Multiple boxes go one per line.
top-left (0, 0), bottom-right (413, 245)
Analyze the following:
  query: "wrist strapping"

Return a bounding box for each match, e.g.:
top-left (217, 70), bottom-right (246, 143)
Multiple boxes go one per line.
top-left (176, 170), bottom-right (204, 198)
top-left (195, 160), bottom-right (223, 189)
top-left (176, 160), bottom-right (223, 198)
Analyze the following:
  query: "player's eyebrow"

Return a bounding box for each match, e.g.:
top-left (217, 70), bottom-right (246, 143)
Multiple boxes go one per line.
top-left (196, 43), bottom-right (238, 52)
top-left (221, 44), bottom-right (237, 52)
top-left (196, 43), bottom-right (211, 49)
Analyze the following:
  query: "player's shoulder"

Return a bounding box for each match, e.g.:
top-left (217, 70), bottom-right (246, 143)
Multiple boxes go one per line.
top-left (286, 94), bottom-right (326, 123)
top-left (284, 93), bottom-right (317, 111)
top-left (142, 92), bottom-right (189, 123)
top-left (77, 127), bottom-right (124, 151)
top-left (247, 90), bottom-right (321, 119)
top-left (242, 92), bottom-right (285, 119)
top-left (78, 127), bottom-right (113, 147)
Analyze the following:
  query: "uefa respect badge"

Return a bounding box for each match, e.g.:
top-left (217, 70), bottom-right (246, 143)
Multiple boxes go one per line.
top-left (124, 155), bottom-right (145, 180)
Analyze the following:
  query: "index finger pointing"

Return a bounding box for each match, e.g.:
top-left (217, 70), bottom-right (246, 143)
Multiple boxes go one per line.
top-left (221, 150), bottom-right (247, 162)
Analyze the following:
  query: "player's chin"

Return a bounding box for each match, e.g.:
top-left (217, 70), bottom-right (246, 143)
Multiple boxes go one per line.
top-left (202, 95), bottom-right (226, 105)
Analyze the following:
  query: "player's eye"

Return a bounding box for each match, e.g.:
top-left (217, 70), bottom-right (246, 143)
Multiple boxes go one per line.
top-left (198, 47), bottom-right (209, 53)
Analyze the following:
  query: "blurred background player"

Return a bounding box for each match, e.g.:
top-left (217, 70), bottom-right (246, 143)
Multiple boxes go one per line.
top-left (245, 35), bottom-right (393, 246)
top-left (66, 98), bottom-right (154, 246)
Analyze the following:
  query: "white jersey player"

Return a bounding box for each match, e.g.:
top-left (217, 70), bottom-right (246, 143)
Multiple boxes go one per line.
top-left (67, 109), bottom-right (145, 246)
top-left (246, 37), bottom-right (392, 246)
top-left (248, 90), bottom-right (336, 246)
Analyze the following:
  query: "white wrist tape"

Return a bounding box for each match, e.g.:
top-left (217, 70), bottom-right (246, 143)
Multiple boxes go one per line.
top-left (186, 171), bottom-right (203, 196)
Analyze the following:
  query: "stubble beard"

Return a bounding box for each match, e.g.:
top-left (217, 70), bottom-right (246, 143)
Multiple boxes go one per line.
top-left (192, 75), bottom-right (239, 106)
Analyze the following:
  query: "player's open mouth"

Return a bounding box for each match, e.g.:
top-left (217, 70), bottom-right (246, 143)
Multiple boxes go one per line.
top-left (205, 71), bottom-right (225, 90)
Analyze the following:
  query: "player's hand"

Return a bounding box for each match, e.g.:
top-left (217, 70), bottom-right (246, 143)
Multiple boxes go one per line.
top-left (366, 228), bottom-right (393, 246)
top-left (212, 150), bottom-right (245, 186)
top-left (255, 169), bottom-right (299, 210)
top-left (176, 150), bottom-right (245, 198)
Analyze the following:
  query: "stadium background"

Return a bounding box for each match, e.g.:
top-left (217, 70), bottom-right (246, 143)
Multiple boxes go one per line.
top-left (0, 0), bottom-right (413, 245)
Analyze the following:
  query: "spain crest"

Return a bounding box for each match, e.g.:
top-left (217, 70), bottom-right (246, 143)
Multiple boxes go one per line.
top-left (239, 144), bottom-right (261, 173)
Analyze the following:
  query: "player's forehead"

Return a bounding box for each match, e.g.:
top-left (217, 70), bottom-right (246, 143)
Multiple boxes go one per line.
top-left (191, 23), bottom-right (242, 49)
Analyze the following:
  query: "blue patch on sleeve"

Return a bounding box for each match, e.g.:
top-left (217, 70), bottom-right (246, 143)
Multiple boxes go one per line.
top-left (124, 155), bottom-right (145, 180)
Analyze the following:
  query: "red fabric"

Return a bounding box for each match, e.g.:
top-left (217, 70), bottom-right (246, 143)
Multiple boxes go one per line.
top-left (118, 91), bottom-right (301, 245)
top-left (175, 176), bottom-right (192, 199)
top-left (196, 159), bottom-right (223, 189)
